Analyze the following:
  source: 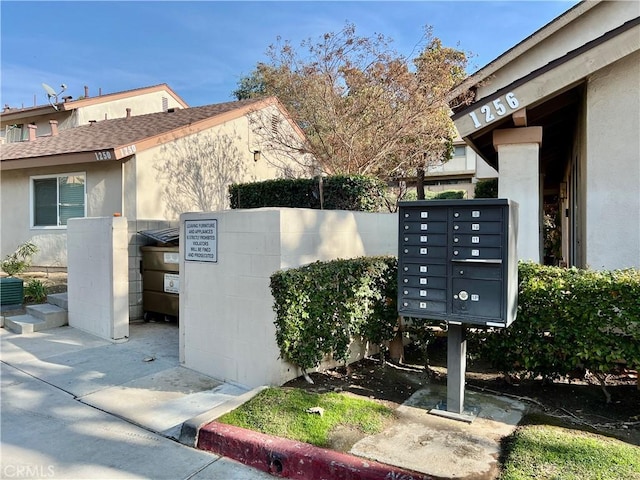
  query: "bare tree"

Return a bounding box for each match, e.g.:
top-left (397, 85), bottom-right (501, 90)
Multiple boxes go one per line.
top-left (154, 130), bottom-right (250, 217)
top-left (235, 24), bottom-right (471, 197)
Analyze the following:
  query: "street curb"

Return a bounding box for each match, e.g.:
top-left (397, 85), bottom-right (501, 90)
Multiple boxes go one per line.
top-left (178, 386), bottom-right (268, 446)
top-left (197, 421), bottom-right (433, 480)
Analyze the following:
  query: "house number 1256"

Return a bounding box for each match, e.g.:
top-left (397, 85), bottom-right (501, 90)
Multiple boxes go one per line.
top-left (468, 92), bottom-right (520, 129)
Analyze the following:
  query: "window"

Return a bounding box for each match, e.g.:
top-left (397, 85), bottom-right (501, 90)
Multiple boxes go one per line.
top-left (5, 124), bottom-right (26, 143)
top-left (452, 145), bottom-right (466, 157)
top-left (31, 173), bottom-right (86, 227)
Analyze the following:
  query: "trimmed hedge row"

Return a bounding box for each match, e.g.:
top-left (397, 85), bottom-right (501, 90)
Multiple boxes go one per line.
top-left (229, 175), bottom-right (386, 212)
top-left (476, 262), bottom-right (640, 382)
top-left (271, 258), bottom-right (640, 384)
top-left (270, 256), bottom-right (397, 371)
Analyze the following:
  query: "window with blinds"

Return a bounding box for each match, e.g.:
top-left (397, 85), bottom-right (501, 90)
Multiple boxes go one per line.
top-left (31, 173), bottom-right (86, 227)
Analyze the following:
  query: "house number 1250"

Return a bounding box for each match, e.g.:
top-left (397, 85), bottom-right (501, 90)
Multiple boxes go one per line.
top-left (468, 92), bottom-right (520, 129)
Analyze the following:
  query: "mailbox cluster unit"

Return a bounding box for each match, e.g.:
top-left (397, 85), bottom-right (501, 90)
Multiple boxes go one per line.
top-left (398, 199), bottom-right (518, 328)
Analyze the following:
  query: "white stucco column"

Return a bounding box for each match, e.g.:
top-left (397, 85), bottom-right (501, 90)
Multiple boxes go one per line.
top-left (493, 127), bottom-right (543, 263)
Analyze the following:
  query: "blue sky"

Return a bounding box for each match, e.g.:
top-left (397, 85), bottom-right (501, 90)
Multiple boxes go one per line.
top-left (1, 1), bottom-right (580, 108)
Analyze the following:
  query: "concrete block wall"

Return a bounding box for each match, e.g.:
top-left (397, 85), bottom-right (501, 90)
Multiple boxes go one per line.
top-left (67, 217), bottom-right (129, 341)
top-left (180, 208), bottom-right (398, 389)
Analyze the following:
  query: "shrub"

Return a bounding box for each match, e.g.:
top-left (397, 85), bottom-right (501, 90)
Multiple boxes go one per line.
top-left (475, 262), bottom-right (640, 400)
top-left (474, 178), bottom-right (498, 198)
top-left (24, 279), bottom-right (48, 303)
top-left (270, 256), bottom-right (397, 372)
top-left (229, 175), bottom-right (386, 212)
top-left (1, 242), bottom-right (38, 277)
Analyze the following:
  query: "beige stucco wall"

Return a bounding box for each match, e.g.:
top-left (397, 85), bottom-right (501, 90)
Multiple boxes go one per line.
top-left (475, 1), bottom-right (639, 101)
top-left (74, 91), bottom-right (185, 126)
top-left (0, 161), bottom-right (123, 266)
top-left (584, 51), bottom-right (640, 269)
top-left (67, 216), bottom-right (129, 340)
top-left (135, 113), bottom-right (309, 220)
top-left (180, 208), bottom-right (397, 388)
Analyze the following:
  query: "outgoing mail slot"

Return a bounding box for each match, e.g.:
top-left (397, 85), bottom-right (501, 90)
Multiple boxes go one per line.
top-left (452, 263), bottom-right (502, 280)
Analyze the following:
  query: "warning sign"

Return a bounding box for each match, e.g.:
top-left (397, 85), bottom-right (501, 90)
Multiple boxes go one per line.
top-left (185, 219), bottom-right (217, 263)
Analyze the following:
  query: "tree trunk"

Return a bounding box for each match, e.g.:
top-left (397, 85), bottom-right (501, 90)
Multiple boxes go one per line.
top-left (416, 167), bottom-right (426, 200)
top-left (388, 317), bottom-right (405, 363)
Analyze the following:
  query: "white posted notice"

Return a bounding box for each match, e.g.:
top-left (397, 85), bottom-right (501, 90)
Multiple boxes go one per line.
top-left (185, 219), bottom-right (217, 262)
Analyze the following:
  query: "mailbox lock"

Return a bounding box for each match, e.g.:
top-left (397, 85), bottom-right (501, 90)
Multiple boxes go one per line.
top-left (458, 290), bottom-right (469, 301)
top-left (454, 237), bottom-right (459, 243)
top-left (459, 270), bottom-right (464, 275)
top-left (454, 212), bottom-right (460, 218)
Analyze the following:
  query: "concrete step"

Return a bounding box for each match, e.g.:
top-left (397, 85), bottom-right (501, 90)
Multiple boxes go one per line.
top-left (47, 292), bottom-right (68, 310)
top-left (4, 303), bottom-right (68, 334)
top-left (26, 303), bottom-right (68, 326)
top-left (4, 314), bottom-right (47, 334)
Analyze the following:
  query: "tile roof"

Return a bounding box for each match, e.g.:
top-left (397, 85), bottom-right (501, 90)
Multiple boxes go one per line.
top-left (1, 98), bottom-right (264, 162)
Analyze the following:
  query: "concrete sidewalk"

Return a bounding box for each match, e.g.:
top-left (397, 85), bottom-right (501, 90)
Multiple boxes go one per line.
top-left (0, 322), bottom-right (272, 480)
top-left (1, 322), bottom-right (526, 479)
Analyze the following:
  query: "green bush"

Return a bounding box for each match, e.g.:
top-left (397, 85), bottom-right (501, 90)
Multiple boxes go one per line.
top-left (24, 279), bottom-right (47, 303)
top-left (475, 263), bottom-right (640, 390)
top-left (474, 178), bottom-right (498, 198)
top-left (229, 175), bottom-right (386, 212)
top-left (1, 242), bottom-right (38, 277)
top-left (430, 190), bottom-right (466, 200)
top-left (270, 256), bottom-right (397, 371)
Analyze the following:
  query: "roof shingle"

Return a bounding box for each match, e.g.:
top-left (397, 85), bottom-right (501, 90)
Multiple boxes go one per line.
top-left (1, 98), bottom-right (264, 162)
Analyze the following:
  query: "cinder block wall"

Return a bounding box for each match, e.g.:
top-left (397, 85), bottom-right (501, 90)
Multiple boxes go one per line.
top-left (67, 216), bottom-right (129, 340)
top-left (180, 208), bottom-right (398, 389)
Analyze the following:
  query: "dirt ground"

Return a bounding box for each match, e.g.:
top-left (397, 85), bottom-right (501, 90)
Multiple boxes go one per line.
top-left (283, 338), bottom-right (640, 448)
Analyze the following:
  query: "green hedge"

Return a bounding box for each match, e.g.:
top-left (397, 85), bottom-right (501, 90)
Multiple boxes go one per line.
top-left (476, 262), bottom-right (640, 382)
top-left (474, 178), bottom-right (498, 198)
top-left (270, 257), bottom-right (397, 371)
top-left (271, 257), bottom-right (640, 384)
top-left (229, 175), bottom-right (386, 212)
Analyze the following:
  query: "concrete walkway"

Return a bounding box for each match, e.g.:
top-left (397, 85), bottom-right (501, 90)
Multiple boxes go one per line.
top-left (0, 322), bottom-right (272, 479)
top-left (1, 322), bottom-right (527, 479)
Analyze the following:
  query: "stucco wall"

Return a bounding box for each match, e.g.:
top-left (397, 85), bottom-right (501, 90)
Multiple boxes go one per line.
top-left (75, 92), bottom-right (184, 125)
top-left (136, 114), bottom-right (308, 220)
top-left (0, 161), bottom-right (123, 266)
top-left (180, 208), bottom-right (398, 388)
top-left (585, 52), bottom-right (640, 269)
top-left (475, 2), bottom-right (639, 101)
top-left (67, 216), bottom-right (129, 340)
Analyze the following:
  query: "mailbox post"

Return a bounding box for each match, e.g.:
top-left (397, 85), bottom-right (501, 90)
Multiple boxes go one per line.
top-left (398, 199), bottom-right (518, 420)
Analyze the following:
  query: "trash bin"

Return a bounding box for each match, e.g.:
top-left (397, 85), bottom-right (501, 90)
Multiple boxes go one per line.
top-left (140, 245), bottom-right (179, 320)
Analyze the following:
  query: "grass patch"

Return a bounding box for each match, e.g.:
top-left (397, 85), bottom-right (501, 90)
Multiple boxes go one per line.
top-left (217, 387), bottom-right (394, 448)
top-left (500, 424), bottom-right (640, 479)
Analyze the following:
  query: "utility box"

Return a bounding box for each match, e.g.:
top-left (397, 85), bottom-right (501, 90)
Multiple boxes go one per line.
top-left (398, 199), bottom-right (518, 328)
top-left (140, 245), bottom-right (179, 319)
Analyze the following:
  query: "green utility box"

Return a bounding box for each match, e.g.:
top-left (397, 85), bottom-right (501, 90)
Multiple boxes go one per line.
top-left (141, 246), bottom-right (179, 319)
top-left (1, 277), bottom-right (24, 306)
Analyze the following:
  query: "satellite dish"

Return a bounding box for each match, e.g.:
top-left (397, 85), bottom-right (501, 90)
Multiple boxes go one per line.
top-left (42, 83), bottom-right (67, 110)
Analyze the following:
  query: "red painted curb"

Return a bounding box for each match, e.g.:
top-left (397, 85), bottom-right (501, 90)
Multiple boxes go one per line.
top-left (197, 421), bottom-right (433, 480)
